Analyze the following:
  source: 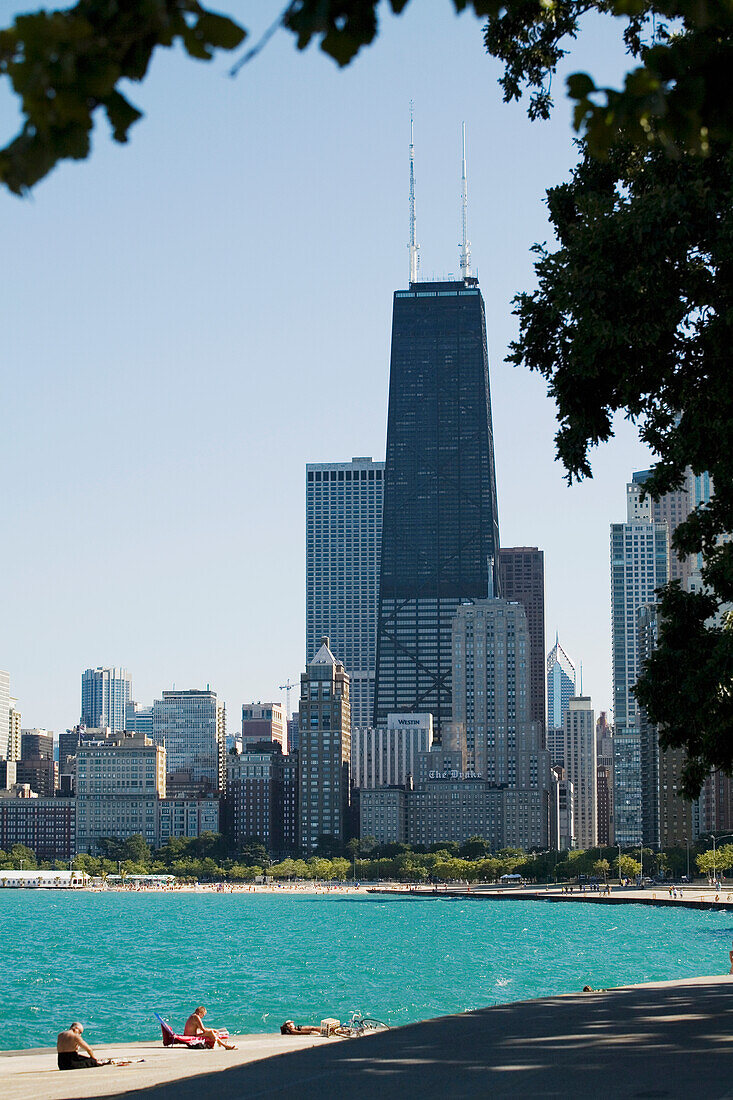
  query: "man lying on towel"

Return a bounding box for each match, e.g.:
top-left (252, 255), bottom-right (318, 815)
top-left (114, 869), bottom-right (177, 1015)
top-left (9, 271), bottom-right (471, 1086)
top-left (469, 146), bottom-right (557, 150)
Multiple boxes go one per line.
top-left (57, 1022), bottom-right (135, 1070)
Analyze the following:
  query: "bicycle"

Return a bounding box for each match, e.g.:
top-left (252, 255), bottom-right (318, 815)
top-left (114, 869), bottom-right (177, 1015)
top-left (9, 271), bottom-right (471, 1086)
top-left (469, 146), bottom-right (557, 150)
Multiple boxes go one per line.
top-left (336, 1011), bottom-right (389, 1037)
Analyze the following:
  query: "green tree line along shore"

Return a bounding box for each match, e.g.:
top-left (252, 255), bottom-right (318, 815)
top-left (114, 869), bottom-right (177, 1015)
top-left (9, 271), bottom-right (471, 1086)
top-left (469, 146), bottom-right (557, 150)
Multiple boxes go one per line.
top-left (3, 834), bottom-right (732, 884)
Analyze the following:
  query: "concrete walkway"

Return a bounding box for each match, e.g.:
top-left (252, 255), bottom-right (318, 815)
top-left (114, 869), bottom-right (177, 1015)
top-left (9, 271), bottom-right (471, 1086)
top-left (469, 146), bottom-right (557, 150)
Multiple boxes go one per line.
top-left (4, 975), bottom-right (733, 1098)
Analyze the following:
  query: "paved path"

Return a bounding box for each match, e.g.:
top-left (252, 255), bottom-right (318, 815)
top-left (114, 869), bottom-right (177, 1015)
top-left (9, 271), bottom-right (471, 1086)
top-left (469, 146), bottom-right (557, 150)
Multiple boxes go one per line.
top-left (4, 975), bottom-right (733, 1099)
top-left (371, 884), bottom-right (733, 911)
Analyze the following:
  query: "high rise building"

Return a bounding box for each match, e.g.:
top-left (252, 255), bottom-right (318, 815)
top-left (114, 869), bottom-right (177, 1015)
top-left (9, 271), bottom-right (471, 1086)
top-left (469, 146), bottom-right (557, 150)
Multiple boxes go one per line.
top-left (306, 456), bottom-right (384, 731)
top-left (81, 667), bottom-right (132, 733)
top-left (546, 638), bottom-right (576, 769)
top-left (562, 697), bottom-right (597, 849)
top-left (611, 478), bottom-right (669, 845)
top-left (351, 713), bottom-right (433, 790)
top-left (8, 699), bottom-right (21, 761)
top-left (451, 599), bottom-right (550, 847)
top-left (241, 703), bottom-right (286, 751)
top-left (0, 792), bottom-right (75, 861)
top-left (17, 729), bottom-right (56, 797)
top-left (226, 741), bottom-right (298, 856)
top-left (498, 548), bottom-right (546, 733)
top-left (298, 638), bottom-right (351, 852)
top-left (0, 671), bottom-right (9, 760)
top-left (632, 470), bottom-right (691, 586)
top-left (550, 765), bottom-right (575, 850)
top-left (75, 731), bottom-right (166, 853)
top-left (374, 276), bottom-right (501, 738)
top-left (152, 688), bottom-right (226, 797)
top-left (125, 701), bottom-right (153, 736)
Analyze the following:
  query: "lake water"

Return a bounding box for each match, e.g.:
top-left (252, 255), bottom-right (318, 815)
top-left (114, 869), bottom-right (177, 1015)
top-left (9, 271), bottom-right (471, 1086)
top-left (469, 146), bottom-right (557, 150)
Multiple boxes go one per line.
top-left (3, 891), bottom-right (731, 1050)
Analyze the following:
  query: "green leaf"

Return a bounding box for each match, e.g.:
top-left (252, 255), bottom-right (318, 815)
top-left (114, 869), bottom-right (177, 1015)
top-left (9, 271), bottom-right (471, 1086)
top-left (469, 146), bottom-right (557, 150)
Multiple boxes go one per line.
top-left (102, 90), bottom-right (142, 143)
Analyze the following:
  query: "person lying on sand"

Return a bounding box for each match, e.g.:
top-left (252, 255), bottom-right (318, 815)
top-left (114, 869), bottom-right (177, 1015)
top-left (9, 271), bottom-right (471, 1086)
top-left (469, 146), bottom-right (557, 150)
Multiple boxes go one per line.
top-left (57, 1023), bottom-right (137, 1070)
top-left (280, 1020), bottom-right (323, 1035)
top-left (184, 1006), bottom-right (237, 1049)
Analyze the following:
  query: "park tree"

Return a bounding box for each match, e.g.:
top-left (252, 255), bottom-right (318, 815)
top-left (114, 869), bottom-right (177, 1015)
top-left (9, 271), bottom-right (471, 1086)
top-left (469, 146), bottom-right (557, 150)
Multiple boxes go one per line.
top-left (593, 858), bottom-right (610, 881)
top-left (617, 854), bottom-right (642, 881)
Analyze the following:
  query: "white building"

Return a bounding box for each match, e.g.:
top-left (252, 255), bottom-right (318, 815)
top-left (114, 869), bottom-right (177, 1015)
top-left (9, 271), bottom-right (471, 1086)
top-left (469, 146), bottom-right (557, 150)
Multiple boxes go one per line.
top-left (8, 699), bottom-right (21, 761)
top-left (81, 667), bottom-right (132, 733)
top-left (306, 457), bottom-right (384, 730)
top-left (562, 697), bottom-right (597, 849)
top-left (611, 479), bottom-right (668, 845)
top-left (351, 713), bottom-right (433, 789)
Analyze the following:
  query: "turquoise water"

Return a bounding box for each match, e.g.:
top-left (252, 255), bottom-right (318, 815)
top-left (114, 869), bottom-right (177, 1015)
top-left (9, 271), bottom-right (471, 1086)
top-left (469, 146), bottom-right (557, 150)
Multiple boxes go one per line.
top-left (2, 892), bottom-right (731, 1050)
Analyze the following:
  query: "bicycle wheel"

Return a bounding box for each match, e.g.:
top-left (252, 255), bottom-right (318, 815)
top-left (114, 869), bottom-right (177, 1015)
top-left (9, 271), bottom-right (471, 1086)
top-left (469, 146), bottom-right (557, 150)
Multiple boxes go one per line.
top-left (359, 1017), bottom-right (389, 1032)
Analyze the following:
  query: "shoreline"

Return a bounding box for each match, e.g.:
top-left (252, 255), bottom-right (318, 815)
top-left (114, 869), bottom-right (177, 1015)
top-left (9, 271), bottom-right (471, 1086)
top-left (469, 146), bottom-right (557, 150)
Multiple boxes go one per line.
top-left (367, 882), bottom-right (733, 910)
top-left (4, 975), bottom-right (733, 1099)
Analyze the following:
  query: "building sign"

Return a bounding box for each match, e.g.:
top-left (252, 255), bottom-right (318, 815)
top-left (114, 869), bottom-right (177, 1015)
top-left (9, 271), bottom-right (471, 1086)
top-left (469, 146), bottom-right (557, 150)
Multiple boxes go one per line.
top-left (428, 769), bottom-right (480, 780)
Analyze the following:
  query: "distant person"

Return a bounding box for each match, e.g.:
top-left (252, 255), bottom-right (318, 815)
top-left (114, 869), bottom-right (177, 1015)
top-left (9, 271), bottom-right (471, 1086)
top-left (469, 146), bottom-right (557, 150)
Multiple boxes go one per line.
top-left (57, 1022), bottom-right (134, 1070)
top-left (729, 942), bottom-right (733, 975)
top-left (184, 1006), bottom-right (236, 1049)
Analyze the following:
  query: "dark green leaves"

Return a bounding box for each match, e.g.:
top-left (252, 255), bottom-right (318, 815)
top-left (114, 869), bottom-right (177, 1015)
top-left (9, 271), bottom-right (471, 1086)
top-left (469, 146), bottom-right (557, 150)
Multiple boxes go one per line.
top-left (0, 1), bottom-right (246, 194)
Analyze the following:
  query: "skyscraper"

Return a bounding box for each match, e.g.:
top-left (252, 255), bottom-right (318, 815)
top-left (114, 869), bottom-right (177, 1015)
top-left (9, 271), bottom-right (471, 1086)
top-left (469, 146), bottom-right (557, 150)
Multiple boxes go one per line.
top-left (298, 637), bottom-right (351, 852)
top-left (125, 701), bottom-right (153, 736)
top-left (306, 457), bottom-right (384, 731)
top-left (152, 688), bottom-right (226, 797)
top-left (374, 278), bottom-right (501, 737)
top-left (81, 667), bottom-right (132, 733)
top-left (451, 598), bottom-right (550, 847)
top-left (499, 548), bottom-right (546, 733)
top-left (611, 478), bottom-right (668, 845)
top-left (546, 638), bottom-right (576, 764)
top-left (562, 697), bottom-right (597, 849)
top-left (0, 671), bottom-right (10, 760)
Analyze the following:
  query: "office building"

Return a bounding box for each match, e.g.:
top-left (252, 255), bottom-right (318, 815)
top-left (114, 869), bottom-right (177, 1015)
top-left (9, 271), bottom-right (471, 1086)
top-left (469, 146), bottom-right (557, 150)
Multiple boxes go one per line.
top-left (0, 760), bottom-right (17, 789)
top-left (75, 731), bottom-right (166, 853)
top-left (81, 667), bottom-right (132, 732)
top-left (360, 785), bottom-right (407, 845)
top-left (298, 638), bottom-right (351, 852)
top-left (550, 765), bottom-right (575, 850)
top-left (562, 697), bottom-right (597, 849)
top-left (307, 456), bottom-right (384, 732)
top-left (0, 671), bottom-right (9, 759)
top-left (546, 638), bottom-right (576, 766)
top-left (287, 714), bottom-right (300, 754)
top-left (152, 688), bottom-right (226, 797)
top-left (158, 797), bottom-right (220, 845)
top-left (611, 479), bottom-right (668, 844)
top-left (498, 548), bottom-right (546, 733)
top-left (125, 702), bottom-right (153, 736)
top-left (226, 741), bottom-right (298, 855)
top-left (374, 275), bottom-right (501, 738)
top-left (8, 699), bottom-right (21, 761)
top-left (241, 703), bottom-right (286, 750)
top-left (0, 789), bottom-right (75, 861)
top-left (59, 725), bottom-right (112, 786)
top-left (351, 713), bottom-right (433, 790)
top-left (17, 729), bottom-right (56, 798)
top-left (632, 470), bottom-right (691, 586)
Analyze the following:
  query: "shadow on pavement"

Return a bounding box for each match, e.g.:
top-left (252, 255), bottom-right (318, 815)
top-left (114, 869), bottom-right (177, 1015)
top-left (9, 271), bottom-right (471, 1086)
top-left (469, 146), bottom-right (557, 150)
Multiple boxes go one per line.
top-left (99, 979), bottom-right (733, 1099)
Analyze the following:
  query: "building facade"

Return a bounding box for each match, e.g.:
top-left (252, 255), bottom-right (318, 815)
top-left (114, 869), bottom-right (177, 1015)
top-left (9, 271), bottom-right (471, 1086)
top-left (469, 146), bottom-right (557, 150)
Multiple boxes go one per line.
top-left (0, 671), bottom-right (9, 760)
top-left (17, 729), bottom-right (56, 798)
top-left (550, 766), bottom-right (575, 850)
top-left (241, 703), bottom-right (286, 750)
top-left (124, 702), bottom-right (153, 736)
top-left (81, 667), bottom-right (132, 732)
top-left (8, 699), bottom-right (21, 761)
top-left (0, 790), bottom-right (75, 860)
top-left (351, 712), bottom-right (433, 790)
top-left (306, 456), bottom-right (384, 731)
top-left (546, 638), bottom-right (576, 763)
top-left (157, 797), bottom-right (220, 845)
top-left (152, 688), bottom-right (226, 797)
top-left (298, 638), bottom-right (351, 852)
top-left (225, 741), bottom-right (298, 855)
top-left (611, 479), bottom-right (669, 844)
top-left (374, 278), bottom-right (501, 738)
top-left (562, 697), bottom-right (597, 849)
top-left (498, 548), bottom-right (546, 733)
top-left (75, 732), bottom-right (166, 853)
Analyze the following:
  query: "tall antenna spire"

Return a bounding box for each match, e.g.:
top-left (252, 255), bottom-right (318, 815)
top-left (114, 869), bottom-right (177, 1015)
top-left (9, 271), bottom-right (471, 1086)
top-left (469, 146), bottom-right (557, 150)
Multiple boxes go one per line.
top-left (459, 121), bottom-right (471, 280)
top-left (408, 101), bottom-right (419, 285)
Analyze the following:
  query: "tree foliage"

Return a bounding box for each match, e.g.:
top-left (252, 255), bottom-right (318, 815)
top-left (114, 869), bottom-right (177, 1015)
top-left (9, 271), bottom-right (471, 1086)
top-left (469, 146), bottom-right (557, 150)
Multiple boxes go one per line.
top-left (4, 0), bottom-right (733, 194)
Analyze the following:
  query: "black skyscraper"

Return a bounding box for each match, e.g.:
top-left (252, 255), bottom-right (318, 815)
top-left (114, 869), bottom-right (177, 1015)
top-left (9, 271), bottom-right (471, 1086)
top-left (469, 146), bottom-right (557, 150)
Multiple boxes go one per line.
top-left (374, 277), bottom-right (501, 738)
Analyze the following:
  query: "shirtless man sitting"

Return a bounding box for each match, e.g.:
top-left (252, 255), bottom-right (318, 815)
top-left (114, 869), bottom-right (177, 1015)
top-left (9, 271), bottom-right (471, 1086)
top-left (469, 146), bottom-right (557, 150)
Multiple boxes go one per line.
top-left (57, 1023), bottom-right (107, 1070)
top-left (184, 1006), bottom-right (236, 1049)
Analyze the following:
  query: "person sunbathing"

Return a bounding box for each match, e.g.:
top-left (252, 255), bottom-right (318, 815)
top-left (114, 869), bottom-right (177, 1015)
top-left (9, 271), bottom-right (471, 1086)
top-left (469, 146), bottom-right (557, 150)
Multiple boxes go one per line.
top-left (280, 1020), bottom-right (323, 1035)
top-left (57, 1023), bottom-right (135, 1070)
top-left (184, 1006), bottom-right (236, 1049)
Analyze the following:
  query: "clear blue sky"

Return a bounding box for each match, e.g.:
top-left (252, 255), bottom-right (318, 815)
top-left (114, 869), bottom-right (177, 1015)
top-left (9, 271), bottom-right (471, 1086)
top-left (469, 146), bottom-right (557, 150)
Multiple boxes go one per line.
top-left (1, 1), bottom-right (652, 735)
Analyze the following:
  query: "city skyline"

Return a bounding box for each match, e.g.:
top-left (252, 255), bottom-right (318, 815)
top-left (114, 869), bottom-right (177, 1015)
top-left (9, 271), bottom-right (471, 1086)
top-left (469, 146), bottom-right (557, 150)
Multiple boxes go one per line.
top-left (1, 3), bottom-right (653, 736)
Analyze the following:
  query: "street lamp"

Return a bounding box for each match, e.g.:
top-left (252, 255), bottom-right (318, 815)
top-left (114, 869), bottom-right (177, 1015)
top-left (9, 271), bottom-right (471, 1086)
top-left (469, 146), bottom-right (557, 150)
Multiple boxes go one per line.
top-left (19, 859), bottom-right (24, 872)
top-left (707, 834), bottom-right (733, 881)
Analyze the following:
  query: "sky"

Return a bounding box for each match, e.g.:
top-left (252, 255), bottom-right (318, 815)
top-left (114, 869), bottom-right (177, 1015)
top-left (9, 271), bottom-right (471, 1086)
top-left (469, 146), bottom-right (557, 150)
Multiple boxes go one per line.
top-left (0, 1), bottom-right (653, 735)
